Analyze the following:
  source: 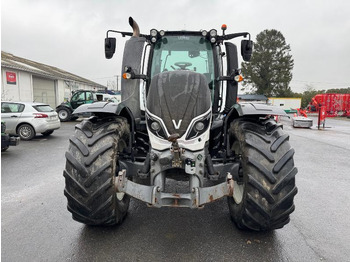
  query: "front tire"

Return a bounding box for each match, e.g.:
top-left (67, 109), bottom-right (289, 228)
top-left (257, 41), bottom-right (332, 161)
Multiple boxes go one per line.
top-left (64, 116), bottom-right (130, 226)
top-left (17, 124), bottom-right (35, 140)
top-left (227, 117), bottom-right (298, 231)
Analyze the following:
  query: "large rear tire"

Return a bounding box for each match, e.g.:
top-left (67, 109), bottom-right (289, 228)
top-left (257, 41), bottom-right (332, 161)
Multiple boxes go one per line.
top-left (64, 116), bottom-right (130, 226)
top-left (227, 117), bottom-right (298, 231)
top-left (57, 108), bottom-right (71, 122)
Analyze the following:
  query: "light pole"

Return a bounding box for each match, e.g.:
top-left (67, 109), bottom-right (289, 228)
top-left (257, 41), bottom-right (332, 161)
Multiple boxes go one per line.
top-left (114, 75), bottom-right (119, 91)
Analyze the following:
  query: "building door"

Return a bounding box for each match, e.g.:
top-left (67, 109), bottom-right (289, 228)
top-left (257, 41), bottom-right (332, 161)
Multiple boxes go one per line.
top-left (33, 76), bottom-right (56, 108)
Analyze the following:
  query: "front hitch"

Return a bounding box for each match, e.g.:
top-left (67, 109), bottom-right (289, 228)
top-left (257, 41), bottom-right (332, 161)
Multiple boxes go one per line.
top-left (115, 169), bottom-right (235, 208)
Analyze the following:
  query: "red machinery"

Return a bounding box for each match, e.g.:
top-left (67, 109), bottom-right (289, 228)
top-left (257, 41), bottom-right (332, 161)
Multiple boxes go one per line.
top-left (297, 108), bottom-right (308, 117)
top-left (308, 93), bottom-right (350, 117)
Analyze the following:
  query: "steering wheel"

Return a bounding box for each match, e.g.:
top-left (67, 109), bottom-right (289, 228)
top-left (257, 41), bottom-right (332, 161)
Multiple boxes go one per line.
top-left (174, 62), bottom-right (192, 70)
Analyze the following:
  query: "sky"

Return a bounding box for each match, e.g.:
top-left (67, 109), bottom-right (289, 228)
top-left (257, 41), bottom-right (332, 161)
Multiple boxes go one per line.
top-left (1, 0), bottom-right (350, 93)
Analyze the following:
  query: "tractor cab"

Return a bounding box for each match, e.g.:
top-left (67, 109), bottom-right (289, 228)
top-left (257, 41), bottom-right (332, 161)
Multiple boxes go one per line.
top-left (105, 19), bottom-right (253, 119)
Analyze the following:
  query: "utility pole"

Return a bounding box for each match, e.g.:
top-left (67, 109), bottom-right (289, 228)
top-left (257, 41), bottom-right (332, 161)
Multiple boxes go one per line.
top-left (115, 75), bottom-right (119, 91)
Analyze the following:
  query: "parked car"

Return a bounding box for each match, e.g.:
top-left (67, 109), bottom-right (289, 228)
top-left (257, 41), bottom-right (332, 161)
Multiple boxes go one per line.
top-left (1, 102), bottom-right (60, 140)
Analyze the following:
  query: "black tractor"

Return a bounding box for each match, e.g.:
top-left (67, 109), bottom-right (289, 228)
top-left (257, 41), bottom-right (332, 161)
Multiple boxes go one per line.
top-left (63, 17), bottom-right (297, 231)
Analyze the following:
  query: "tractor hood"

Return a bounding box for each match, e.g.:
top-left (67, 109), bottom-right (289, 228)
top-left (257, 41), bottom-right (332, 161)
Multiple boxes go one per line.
top-left (146, 71), bottom-right (211, 139)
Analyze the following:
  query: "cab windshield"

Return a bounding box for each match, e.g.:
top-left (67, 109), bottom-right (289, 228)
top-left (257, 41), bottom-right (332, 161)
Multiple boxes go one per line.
top-left (150, 35), bottom-right (215, 90)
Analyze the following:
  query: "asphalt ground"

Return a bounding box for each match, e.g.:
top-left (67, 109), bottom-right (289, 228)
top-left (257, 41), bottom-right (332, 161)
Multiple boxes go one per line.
top-left (1, 116), bottom-right (350, 262)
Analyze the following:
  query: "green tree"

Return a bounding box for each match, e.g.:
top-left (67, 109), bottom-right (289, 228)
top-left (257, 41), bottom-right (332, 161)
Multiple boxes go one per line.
top-left (300, 85), bottom-right (323, 108)
top-left (241, 29), bottom-right (294, 97)
top-left (325, 87), bottom-right (350, 94)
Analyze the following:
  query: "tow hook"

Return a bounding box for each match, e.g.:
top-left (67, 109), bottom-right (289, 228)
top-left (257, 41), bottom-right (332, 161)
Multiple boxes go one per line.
top-left (168, 133), bottom-right (183, 168)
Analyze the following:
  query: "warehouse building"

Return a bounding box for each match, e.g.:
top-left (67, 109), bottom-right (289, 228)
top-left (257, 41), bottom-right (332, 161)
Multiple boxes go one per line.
top-left (1, 51), bottom-right (106, 108)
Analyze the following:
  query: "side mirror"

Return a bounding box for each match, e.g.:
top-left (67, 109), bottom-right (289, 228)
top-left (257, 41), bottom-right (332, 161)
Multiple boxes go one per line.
top-left (105, 37), bottom-right (116, 59)
top-left (241, 40), bottom-right (253, 61)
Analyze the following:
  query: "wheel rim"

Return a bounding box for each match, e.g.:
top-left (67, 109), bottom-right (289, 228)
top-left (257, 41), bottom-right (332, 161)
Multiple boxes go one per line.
top-left (232, 141), bottom-right (245, 204)
top-left (233, 181), bottom-right (244, 204)
top-left (20, 126), bottom-right (32, 139)
top-left (59, 110), bottom-right (68, 120)
top-left (116, 137), bottom-right (128, 201)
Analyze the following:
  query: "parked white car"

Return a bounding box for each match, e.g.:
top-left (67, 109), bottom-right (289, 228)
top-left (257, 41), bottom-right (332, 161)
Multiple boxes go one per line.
top-left (1, 101), bottom-right (61, 140)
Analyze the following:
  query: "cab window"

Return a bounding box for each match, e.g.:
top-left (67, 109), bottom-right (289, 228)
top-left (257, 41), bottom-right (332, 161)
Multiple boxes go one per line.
top-left (151, 35), bottom-right (215, 90)
top-left (86, 92), bottom-right (93, 101)
top-left (71, 92), bottom-right (85, 101)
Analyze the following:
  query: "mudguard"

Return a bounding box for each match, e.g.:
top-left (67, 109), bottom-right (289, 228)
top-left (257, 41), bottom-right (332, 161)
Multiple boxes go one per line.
top-left (222, 103), bottom-right (286, 160)
top-left (72, 102), bottom-right (135, 126)
top-left (224, 102), bottom-right (286, 137)
top-left (56, 103), bottom-right (73, 112)
top-left (73, 102), bottom-right (135, 155)
top-left (231, 103), bottom-right (286, 116)
top-left (72, 101), bottom-right (125, 115)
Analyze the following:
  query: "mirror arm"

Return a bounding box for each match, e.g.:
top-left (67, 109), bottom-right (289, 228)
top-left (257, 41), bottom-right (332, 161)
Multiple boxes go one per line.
top-left (124, 67), bottom-right (148, 81)
top-left (217, 76), bottom-right (234, 81)
top-left (133, 74), bottom-right (148, 80)
top-left (218, 32), bottom-right (250, 41)
top-left (106, 30), bottom-right (149, 39)
top-left (217, 69), bottom-right (241, 82)
top-left (107, 30), bottom-right (133, 38)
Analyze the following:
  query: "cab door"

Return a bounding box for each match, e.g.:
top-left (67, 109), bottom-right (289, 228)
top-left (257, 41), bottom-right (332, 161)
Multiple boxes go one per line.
top-left (70, 91), bottom-right (86, 109)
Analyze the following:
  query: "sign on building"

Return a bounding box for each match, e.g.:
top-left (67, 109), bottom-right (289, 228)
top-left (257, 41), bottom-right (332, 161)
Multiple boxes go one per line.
top-left (6, 72), bottom-right (17, 85)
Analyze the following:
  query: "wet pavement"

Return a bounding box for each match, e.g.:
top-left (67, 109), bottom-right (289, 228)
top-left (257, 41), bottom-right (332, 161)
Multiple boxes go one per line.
top-left (1, 116), bottom-right (350, 262)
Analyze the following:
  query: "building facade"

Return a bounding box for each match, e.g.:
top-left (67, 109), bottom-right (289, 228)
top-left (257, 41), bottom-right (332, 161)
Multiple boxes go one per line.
top-left (1, 51), bottom-right (106, 108)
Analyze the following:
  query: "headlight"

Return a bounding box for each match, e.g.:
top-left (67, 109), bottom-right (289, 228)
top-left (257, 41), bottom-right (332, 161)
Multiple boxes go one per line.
top-left (209, 29), bottom-right (217, 44)
top-left (209, 29), bottom-right (217, 37)
top-left (150, 29), bottom-right (158, 37)
top-left (146, 112), bottom-right (167, 139)
top-left (195, 121), bottom-right (205, 132)
top-left (186, 111), bottom-right (211, 140)
top-left (151, 121), bottom-right (160, 131)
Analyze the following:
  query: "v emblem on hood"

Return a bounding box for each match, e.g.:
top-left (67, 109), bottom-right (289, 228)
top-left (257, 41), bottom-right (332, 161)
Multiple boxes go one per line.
top-left (172, 119), bottom-right (182, 129)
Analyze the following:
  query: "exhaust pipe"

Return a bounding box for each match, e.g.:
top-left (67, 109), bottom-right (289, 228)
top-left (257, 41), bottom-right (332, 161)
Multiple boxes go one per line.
top-left (129, 17), bottom-right (140, 37)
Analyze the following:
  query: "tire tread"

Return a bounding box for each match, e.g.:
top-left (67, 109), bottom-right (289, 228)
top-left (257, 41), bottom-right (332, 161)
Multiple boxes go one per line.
top-left (63, 116), bottom-right (130, 226)
top-left (228, 118), bottom-right (298, 231)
